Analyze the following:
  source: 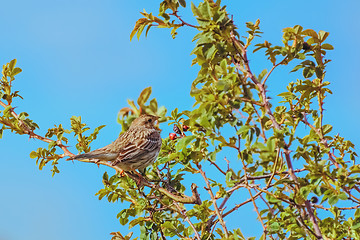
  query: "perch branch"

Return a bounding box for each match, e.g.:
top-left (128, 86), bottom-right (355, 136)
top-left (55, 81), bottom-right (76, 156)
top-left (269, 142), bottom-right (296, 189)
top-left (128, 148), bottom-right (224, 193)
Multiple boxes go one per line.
top-left (74, 158), bottom-right (202, 204)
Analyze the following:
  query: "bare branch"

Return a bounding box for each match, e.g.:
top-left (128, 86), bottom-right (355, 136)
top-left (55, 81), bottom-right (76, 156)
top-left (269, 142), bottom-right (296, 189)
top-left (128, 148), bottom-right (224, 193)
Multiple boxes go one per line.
top-left (173, 202), bottom-right (201, 240)
top-left (222, 191), bottom-right (262, 218)
top-left (305, 200), bottom-right (323, 239)
top-left (170, 11), bottom-right (199, 28)
top-left (196, 163), bottom-right (229, 238)
top-left (261, 56), bottom-right (288, 85)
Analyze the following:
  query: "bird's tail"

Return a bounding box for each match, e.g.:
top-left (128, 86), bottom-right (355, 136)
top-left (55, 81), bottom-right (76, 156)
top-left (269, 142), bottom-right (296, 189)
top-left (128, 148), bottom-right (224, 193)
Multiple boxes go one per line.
top-left (67, 151), bottom-right (117, 161)
top-left (67, 153), bottom-right (96, 161)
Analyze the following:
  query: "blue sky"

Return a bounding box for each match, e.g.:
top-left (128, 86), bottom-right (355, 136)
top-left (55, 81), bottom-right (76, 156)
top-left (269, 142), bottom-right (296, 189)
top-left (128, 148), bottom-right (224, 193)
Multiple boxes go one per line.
top-left (1, 0), bottom-right (359, 239)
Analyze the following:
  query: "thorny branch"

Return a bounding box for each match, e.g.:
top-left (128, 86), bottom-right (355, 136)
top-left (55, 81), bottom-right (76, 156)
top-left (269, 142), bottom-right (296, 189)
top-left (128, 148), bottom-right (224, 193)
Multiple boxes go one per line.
top-left (305, 200), bottom-right (323, 239)
top-left (229, 31), bottom-right (325, 237)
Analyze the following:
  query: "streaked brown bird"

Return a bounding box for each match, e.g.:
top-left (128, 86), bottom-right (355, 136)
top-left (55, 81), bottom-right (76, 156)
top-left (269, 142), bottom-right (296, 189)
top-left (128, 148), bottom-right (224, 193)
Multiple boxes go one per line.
top-left (68, 114), bottom-right (162, 174)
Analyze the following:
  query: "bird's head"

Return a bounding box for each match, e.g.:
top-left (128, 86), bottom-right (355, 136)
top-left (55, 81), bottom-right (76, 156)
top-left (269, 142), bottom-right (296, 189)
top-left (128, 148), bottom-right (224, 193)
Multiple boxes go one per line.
top-left (130, 114), bottom-right (160, 130)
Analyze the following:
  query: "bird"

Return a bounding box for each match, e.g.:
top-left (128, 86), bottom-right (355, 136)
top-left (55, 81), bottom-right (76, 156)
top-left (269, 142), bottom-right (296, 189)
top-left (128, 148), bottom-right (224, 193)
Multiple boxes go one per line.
top-left (68, 114), bottom-right (162, 175)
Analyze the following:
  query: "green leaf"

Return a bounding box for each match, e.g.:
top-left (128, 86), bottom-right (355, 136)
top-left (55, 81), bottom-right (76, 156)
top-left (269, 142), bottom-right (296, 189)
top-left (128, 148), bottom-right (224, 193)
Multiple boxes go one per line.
top-left (137, 24), bottom-right (146, 40)
top-left (191, 2), bottom-right (201, 17)
top-left (303, 67), bottom-right (314, 78)
top-left (199, 1), bottom-right (211, 20)
top-left (30, 151), bottom-right (38, 159)
top-left (137, 87), bottom-right (152, 106)
top-left (205, 44), bottom-right (217, 60)
top-left (269, 222), bottom-right (280, 232)
top-left (328, 195), bottom-right (339, 205)
top-left (321, 43), bottom-right (334, 50)
top-left (176, 135), bottom-right (196, 152)
top-left (322, 124), bottom-right (333, 135)
top-left (352, 221), bottom-right (360, 230)
top-left (225, 171), bottom-right (232, 182)
top-left (302, 29), bottom-right (318, 39)
top-left (171, 108), bottom-right (179, 119)
top-left (318, 30), bottom-right (329, 42)
top-left (3, 105), bottom-right (12, 115)
top-left (258, 69), bottom-right (268, 81)
top-left (338, 192), bottom-right (348, 200)
top-left (179, 0), bottom-right (186, 8)
top-left (145, 25), bottom-right (152, 37)
top-left (103, 171), bottom-right (109, 181)
top-left (9, 59), bottom-right (17, 71)
top-left (236, 125), bottom-right (251, 135)
top-left (11, 67), bottom-right (22, 76)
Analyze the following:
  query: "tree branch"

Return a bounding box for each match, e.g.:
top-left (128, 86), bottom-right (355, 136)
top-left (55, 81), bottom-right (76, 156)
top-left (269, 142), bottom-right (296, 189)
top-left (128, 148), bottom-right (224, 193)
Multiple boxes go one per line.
top-left (0, 100), bottom-right (73, 157)
top-left (170, 11), bottom-right (199, 28)
top-left (305, 200), bottom-right (323, 239)
top-left (196, 163), bottom-right (229, 238)
top-left (230, 31), bottom-right (281, 130)
top-left (74, 158), bottom-right (202, 204)
top-left (261, 56), bottom-right (288, 85)
top-left (173, 202), bottom-right (201, 240)
top-left (222, 191), bottom-right (262, 218)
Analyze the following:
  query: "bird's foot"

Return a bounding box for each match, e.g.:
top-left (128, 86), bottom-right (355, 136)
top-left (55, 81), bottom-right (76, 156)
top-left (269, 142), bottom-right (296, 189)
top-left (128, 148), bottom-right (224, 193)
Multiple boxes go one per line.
top-left (116, 169), bottom-right (125, 177)
top-left (134, 171), bottom-right (145, 186)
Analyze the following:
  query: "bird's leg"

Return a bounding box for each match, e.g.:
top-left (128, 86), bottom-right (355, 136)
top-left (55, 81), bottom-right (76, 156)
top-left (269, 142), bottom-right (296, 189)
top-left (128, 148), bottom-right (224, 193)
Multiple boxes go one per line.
top-left (134, 170), bottom-right (144, 185)
top-left (116, 169), bottom-right (125, 177)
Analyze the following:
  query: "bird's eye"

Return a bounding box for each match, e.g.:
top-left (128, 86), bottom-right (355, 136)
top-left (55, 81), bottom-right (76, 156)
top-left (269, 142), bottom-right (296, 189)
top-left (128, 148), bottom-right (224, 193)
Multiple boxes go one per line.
top-left (147, 118), bottom-right (152, 123)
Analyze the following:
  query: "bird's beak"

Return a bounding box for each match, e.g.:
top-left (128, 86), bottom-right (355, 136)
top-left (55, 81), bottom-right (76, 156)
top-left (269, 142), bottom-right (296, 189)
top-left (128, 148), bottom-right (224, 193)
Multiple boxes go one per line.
top-left (154, 120), bottom-right (161, 131)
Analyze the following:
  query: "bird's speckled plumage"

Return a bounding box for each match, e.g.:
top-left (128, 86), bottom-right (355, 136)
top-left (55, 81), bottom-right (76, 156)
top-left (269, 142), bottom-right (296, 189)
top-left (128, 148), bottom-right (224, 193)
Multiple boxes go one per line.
top-left (69, 114), bottom-right (162, 171)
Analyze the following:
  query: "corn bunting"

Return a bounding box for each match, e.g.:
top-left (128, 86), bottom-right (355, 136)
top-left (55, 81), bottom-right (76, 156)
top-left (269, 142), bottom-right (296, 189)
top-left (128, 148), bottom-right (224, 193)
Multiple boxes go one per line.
top-left (68, 114), bottom-right (162, 173)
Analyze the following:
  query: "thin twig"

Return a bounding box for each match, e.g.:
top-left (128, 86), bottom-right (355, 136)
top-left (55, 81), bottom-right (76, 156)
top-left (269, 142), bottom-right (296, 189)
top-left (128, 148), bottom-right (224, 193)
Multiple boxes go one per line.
top-left (283, 148), bottom-right (300, 190)
top-left (266, 148), bottom-right (280, 188)
top-left (314, 204), bottom-right (360, 211)
top-left (206, 219), bottom-right (218, 240)
top-left (208, 195), bottom-right (231, 229)
top-left (196, 163), bottom-right (229, 238)
top-left (261, 57), bottom-right (288, 85)
top-left (208, 159), bottom-right (227, 175)
top-left (170, 11), bottom-right (199, 28)
top-left (239, 97), bottom-right (264, 106)
top-left (0, 100), bottom-right (73, 157)
top-left (173, 202), bottom-right (201, 240)
top-left (230, 31), bottom-right (281, 130)
top-left (222, 191), bottom-right (262, 218)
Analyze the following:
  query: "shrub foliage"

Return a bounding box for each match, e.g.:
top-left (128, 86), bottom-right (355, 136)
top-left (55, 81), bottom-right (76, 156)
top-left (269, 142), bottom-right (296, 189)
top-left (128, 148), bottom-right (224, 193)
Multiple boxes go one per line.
top-left (1, 1), bottom-right (359, 239)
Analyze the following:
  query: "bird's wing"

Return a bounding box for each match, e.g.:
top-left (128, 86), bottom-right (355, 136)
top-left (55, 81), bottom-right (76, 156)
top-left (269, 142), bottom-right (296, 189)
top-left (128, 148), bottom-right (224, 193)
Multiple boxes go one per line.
top-left (114, 129), bottom-right (161, 164)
